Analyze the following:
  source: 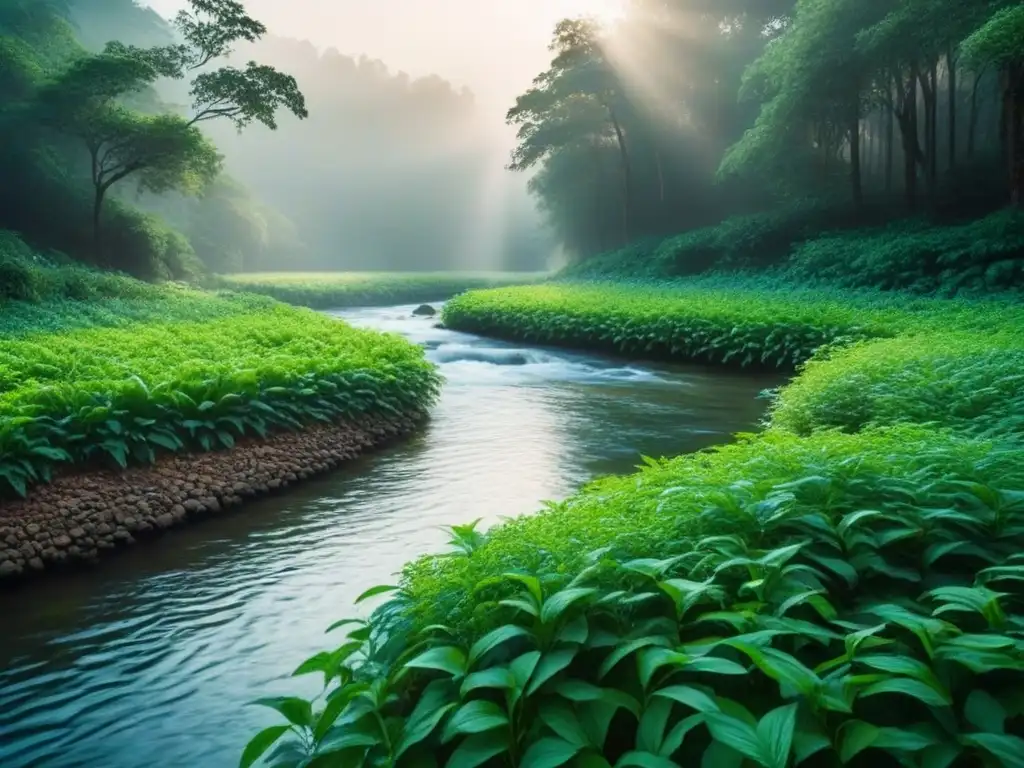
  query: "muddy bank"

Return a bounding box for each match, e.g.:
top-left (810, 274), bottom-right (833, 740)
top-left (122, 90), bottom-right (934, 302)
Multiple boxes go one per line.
top-left (0, 413), bottom-right (423, 584)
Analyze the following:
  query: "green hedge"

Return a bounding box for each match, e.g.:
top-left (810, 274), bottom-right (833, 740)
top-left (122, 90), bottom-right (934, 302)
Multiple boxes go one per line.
top-left (0, 299), bottom-right (440, 497)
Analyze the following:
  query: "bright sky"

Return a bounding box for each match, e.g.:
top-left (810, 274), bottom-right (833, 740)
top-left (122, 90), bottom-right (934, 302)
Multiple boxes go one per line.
top-left (143, 0), bottom-right (623, 114)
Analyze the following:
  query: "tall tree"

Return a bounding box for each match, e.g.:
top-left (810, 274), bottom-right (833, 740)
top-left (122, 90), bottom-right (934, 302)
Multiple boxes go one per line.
top-left (32, 0), bottom-right (307, 261)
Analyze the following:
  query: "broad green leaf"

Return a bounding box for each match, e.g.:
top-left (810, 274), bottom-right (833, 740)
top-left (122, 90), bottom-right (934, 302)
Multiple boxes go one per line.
top-left (653, 685), bottom-right (719, 714)
top-left (701, 741), bottom-right (743, 768)
top-left (468, 624), bottom-right (531, 667)
top-left (601, 636), bottom-right (671, 680)
top-left (858, 678), bottom-right (952, 708)
top-left (528, 648), bottom-right (578, 695)
top-left (445, 731), bottom-right (510, 768)
top-left (964, 689), bottom-right (1006, 733)
top-left (541, 587), bottom-right (598, 625)
top-left (541, 699), bottom-right (591, 748)
top-left (504, 573), bottom-right (544, 604)
top-left (756, 704), bottom-right (797, 768)
top-left (961, 733), bottom-right (1024, 768)
top-left (239, 725), bottom-right (291, 768)
top-left (520, 738), bottom-right (584, 768)
top-left (659, 714), bottom-right (704, 757)
top-left (684, 656), bottom-right (748, 676)
top-left (637, 698), bottom-right (672, 754)
top-left (406, 646), bottom-right (467, 678)
top-left (354, 584), bottom-right (399, 604)
top-left (461, 667), bottom-right (515, 697)
top-left (704, 712), bottom-right (763, 763)
top-left (254, 697), bottom-right (314, 728)
top-left (441, 700), bottom-right (508, 744)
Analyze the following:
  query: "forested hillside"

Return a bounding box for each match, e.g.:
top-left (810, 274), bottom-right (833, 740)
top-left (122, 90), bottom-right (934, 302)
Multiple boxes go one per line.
top-left (512, 0), bottom-right (1024, 289)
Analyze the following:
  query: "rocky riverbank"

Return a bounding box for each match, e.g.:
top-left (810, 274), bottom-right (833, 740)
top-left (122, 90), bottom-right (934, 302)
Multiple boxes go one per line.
top-left (0, 413), bottom-right (423, 584)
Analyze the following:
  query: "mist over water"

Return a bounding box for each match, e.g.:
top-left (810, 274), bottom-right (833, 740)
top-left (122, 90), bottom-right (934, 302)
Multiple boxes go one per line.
top-left (0, 305), bottom-right (779, 768)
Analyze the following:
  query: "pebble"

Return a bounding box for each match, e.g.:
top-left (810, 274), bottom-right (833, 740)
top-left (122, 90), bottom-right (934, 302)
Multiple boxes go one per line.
top-left (0, 414), bottom-right (421, 585)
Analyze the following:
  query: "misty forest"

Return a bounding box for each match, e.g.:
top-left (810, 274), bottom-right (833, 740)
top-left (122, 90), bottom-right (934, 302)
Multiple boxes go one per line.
top-left (1, 0), bottom-right (1024, 767)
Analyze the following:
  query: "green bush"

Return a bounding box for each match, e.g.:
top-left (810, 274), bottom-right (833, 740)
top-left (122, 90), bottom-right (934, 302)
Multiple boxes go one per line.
top-left (214, 271), bottom-right (548, 310)
top-left (785, 210), bottom-right (1024, 295)
top-left (769, 333), bottom-right (1024, 438)
top-left (0, 302), bottom-right (440, 496)
top-left (244, 426), bottom-right (1024, 767)
top-left (441, 280), bottom-right (1022, 370)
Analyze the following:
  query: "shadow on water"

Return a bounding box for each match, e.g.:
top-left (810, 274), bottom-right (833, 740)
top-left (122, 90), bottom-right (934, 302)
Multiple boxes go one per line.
top-left (0, 304), bottom-right (783, 768)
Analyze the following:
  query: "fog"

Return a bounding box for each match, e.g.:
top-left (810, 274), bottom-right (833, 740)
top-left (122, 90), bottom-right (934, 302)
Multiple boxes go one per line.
top-left (132, 0), bottom-right (621, 272)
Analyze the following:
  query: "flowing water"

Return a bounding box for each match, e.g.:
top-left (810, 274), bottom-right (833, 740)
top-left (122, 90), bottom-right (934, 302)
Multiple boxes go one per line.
top-left (0, 305), bottom-right (780, 768)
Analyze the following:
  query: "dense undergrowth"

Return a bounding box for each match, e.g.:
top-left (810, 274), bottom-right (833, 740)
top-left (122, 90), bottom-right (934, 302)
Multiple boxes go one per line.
top-left (213, 272), bottom-right (548, 310)
top-left (247, 275), bottom-right (1024, 767)
top-left (561, 208), bottom-right (1024, 296)
top-left (0, 262), bottom-right (441, 497)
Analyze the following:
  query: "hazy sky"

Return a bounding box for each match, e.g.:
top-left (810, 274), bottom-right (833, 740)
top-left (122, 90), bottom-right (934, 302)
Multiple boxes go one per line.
top-left (143, 0), bottom-right (623, 117)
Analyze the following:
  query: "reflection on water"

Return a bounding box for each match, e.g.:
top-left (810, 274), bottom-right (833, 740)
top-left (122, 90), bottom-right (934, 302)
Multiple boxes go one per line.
top-left (0, 304), bottom-right (780, 767)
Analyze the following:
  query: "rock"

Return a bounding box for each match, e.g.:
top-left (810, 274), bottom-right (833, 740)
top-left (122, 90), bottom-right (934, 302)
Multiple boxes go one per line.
top-left (412, 304), bottom-right (437, 317)
top-left (0, 560), bottom-right (19, 577)
top-left (155, 514), bottom-right (175, 529)
top-left (28, 557), bottom-right (44, 571)
top-left (183, 499), bottom-right (205, 515)
top-left (201, 497), bottom-right (221, 514)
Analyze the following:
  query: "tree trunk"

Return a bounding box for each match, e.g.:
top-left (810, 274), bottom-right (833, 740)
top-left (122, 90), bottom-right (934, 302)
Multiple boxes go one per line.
top-left (608, 105), bottom-right (632, 245)
top-left (947, 44), bottom-right (957, 171)
top-left (92, 185), bottom-right (106, 265)
top-left (896, 66), bottom-right (921, 211)
top-left (849, 103), bottom-right (863, 211)
top-left (1007, 65), bottom-right (1024, 207)
top-left (886, 81), bottom-right (895, 192)
top-left (918, 60), bottom-right (938, 199)
top-left (968, 68), bottom-right (985, 156)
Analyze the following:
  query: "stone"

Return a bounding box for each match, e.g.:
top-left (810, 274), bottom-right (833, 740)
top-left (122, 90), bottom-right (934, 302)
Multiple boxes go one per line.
top-left (412, 304), bottom-right (437, 317)
top-left (28, 557), bottom-right (44, 571)
top-left (155, 514), bottom-right (175, 529)
top-left (183, 499), bottom-right (205, 515)
top-left (0, 560), bottom-right (19, 577)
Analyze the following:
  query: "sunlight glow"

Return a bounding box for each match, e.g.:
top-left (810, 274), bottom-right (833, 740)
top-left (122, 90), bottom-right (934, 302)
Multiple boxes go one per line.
top-left (552, 0), bottom-right (626, 24)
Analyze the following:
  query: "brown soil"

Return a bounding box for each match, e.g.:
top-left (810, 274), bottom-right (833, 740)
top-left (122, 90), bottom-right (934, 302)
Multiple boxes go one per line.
top-left (0, 413), bottom-right (422, 584)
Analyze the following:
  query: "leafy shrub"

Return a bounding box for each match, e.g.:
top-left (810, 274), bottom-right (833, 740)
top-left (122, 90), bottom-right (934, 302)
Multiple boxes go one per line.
top-left (785, 210), bottom-right (1024, 295)
top-left (0, 304), bottom-right (440, 496)
top-left (441, 280), bottom-right (1023, 370)
top-left (244, 426), bottom-right (1024, 767)
top-left (214, 272), bottom-right (548, 310)
top-left (768, 332), bottom-right (1024, 438)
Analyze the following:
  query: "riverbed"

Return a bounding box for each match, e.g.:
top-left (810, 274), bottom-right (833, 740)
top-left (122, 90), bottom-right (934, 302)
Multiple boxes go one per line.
top-left (0, 304), bottom-right (780, 767)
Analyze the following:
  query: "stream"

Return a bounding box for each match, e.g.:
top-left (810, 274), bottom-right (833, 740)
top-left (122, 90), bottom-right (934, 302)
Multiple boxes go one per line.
top-left (0, 304), bottom-right (780, 767)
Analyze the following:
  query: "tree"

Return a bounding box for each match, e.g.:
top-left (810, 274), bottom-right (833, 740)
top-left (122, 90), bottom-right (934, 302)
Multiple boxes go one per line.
top-left (961, 4), bottom-right (1024, 206)
top-left (508, 19), bottom-right (635, 245)
top-left (32, 0), bottom-right (307, 262)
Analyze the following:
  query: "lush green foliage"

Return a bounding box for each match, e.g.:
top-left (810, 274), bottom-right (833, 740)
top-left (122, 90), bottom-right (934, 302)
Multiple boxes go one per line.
top-left (214, 272), bottom-right (548, 310)
top-left (769, 333), bottom-right (1024, 439)
top-left (439, 280), bottom-right (1021, 369)
top-left (243, 426), bottom-right (1024, 767)
top-left (0, 297), bottom-right (439, 497)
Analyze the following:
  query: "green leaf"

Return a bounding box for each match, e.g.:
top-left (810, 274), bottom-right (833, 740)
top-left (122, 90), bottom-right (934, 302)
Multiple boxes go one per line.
top-left (756, 704), bottom-right (797, 768)
top-left (504, 572), bottom-right (544, 604)
top-left (540, 587), bottom-right (598, 625)
top-left (254, 697), bottom-right (313, 728)
top-left (441, 700), bottom-right (508, 743)
top-left (961, 733), bottom-right (1024, 768)
top-left (659, 714), bottom-right (704, 757)
top-left (701, 741), bottom-right (743, 768)
top-left (354, 584), bottom-right (399, 604)
top-left (838, 721), bottom-right (878, 763)
top-left (445, 731), bottom-right (510, 768)
top-left (964, 690), bottom-right (1006, 733)
top-left (520, 738), bottom-right (583, 768)
top-left (396, 680), bottom-right (459, 757)
top-left (239, 725), bottom-right (291, 768)
top-left (684, 656), bottom-right (749, 676)
top-left (406, 646), bottom-right (467, 678)
top-left (600, 636), bottom-right (670, 680)
top-left (540, 699), bottom-right (591, 748)
top-left (468, 624), bottom-right (531, 667)
top-left (527, 648), bottom-right (578, 695)
top-left (637, 698), bottom-right (672, 754)
top-left (858, 678), bottom-right (952, 708)
top-left (704, 712), bottom-right (762, 763)
top-left (653, 685), bottom-right (719, 714)
top-left (461, 667), bottom-right (515, 697)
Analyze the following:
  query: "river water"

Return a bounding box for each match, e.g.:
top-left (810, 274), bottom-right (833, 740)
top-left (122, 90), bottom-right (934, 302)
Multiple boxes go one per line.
top-left (0, 305), bottom-right (779, 768)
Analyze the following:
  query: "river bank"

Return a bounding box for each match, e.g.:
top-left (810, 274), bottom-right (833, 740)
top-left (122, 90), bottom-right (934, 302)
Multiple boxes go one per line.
top-left (0, 413), bottom-right (421, 583)
top-left (244, 279), bottom-right (1024, 768)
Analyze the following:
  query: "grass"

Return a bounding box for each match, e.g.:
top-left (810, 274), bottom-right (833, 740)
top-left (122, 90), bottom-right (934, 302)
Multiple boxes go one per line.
top-left (213, 271), bottom-right (549, 309)
top-left (247, 274), bottom-right (1024, 767)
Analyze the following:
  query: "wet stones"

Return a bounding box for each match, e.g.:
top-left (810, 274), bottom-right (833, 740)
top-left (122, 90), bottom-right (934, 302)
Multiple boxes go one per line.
top-left (0, 413), bottom-right (422, 586)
